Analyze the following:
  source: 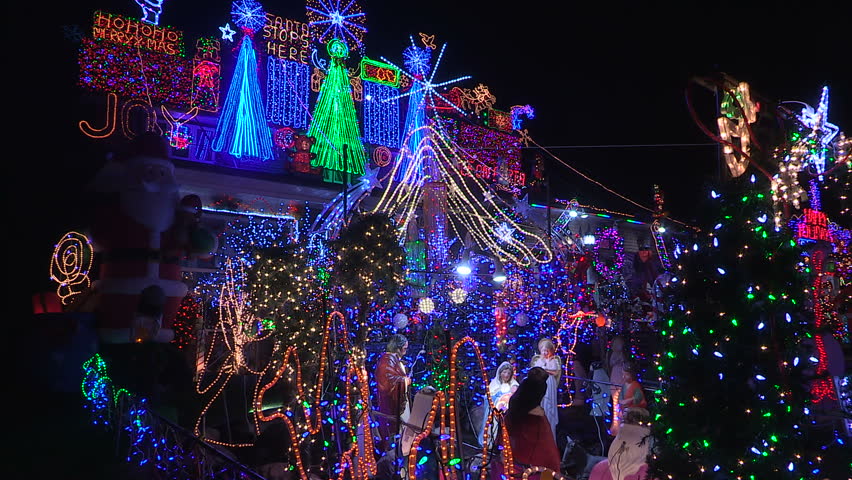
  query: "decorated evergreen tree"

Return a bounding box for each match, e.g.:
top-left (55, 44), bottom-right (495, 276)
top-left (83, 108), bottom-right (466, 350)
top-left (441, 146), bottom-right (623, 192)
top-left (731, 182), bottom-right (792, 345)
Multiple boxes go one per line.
top-left (308, 39), bottom-right (367, 184)
top-left (247, 244), bottom-right (328, 362)
top-left (648, 174), bottom-right (847, 479)
top-left (330, 212), bottom-right (406, 344)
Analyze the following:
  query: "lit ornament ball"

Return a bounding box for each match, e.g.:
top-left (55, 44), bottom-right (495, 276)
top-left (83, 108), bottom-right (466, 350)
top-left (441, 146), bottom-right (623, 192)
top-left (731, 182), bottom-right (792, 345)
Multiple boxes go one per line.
top-left (515, 312), bottom-right (529, 327)
top-left (392, 313), bottom-right (409, 330)
top-left (450, 288), bottom-right (468, 304)
top-left (418, 297), bottom-right (435, 314)
top-left (595, 314), bottom-right (607, 327)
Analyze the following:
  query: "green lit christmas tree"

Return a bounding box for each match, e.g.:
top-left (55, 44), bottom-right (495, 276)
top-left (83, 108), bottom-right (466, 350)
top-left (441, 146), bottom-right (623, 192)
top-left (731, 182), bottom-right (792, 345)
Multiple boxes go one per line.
top-left (308, 39), bottom-right (367, 184)
top-left (648, 174), bottom-right (847, 479)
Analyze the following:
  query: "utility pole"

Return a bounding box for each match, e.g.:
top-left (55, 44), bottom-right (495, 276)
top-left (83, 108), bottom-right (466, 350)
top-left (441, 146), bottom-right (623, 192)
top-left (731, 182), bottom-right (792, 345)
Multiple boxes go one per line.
top-left (342, 144), bottom-right (349, 224)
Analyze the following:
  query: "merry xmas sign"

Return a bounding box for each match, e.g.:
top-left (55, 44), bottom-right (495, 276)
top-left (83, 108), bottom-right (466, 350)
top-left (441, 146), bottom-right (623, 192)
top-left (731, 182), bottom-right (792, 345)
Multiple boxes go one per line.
top-left (92, 11), bottom-right (183, 56)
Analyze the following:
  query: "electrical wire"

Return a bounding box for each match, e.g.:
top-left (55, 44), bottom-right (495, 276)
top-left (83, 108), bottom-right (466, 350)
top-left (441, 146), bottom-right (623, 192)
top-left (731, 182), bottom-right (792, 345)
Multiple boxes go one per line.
top-left (527, 135), bottom-right (700, 232)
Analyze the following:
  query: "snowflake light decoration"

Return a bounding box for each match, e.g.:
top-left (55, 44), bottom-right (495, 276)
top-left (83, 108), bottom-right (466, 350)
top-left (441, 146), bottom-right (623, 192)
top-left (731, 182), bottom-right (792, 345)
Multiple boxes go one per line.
top-left (381, 36), bottom-right (472, 116)
top-left (231, 0), bottom-right (267, 34)
top-left (403, 44), bottom-right (431, 77)
top-left (306, 0), bottom-right (367, 51)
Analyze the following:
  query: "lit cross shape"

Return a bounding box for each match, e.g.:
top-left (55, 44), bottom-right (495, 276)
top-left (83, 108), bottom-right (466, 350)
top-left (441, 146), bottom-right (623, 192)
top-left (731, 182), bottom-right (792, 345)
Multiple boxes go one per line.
top-left (219, 23), bottom-right (236, 42)
top-left (380, 36), bottom-right (472, 116)
top-left (798, 86), bottom-right (840, 176)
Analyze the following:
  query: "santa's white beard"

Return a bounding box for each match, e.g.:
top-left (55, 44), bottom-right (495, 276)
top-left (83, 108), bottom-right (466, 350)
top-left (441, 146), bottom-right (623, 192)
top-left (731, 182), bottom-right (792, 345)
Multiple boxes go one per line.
top-left (121, 190), bottom-right (179, 232)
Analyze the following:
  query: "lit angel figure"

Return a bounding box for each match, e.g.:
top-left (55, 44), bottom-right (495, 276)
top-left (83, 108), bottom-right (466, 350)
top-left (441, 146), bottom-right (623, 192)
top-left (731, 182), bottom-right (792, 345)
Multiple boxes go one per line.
top-left (135, 0), bottom-right (164, 25)
top-left (380, 36), bottom-right (472, 185)
top-left (194, 257), bottom-right (276, 447)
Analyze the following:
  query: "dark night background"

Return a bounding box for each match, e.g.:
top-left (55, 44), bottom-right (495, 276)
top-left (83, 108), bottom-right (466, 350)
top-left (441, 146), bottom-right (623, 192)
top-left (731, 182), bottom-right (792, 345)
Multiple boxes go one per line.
top-left (11, 0), bottom-right (851, 308)
top-left (6, 1), bottom-right (850, 477)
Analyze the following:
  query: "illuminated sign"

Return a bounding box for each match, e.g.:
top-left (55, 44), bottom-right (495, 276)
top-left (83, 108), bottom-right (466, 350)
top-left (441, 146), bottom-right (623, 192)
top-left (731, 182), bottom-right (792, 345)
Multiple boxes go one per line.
top-left (437, 116), bottom-right (525, 190)
top-left (92, 10), bottom-right (183, 56)
top-left (360, 57), bottom-right (400, 87)
top-left (79, 36), bottom-right (219, 111)
top-left (797, 209), bottom-right (833, 243)
top-left (262, 14), bottom-right (311, 64)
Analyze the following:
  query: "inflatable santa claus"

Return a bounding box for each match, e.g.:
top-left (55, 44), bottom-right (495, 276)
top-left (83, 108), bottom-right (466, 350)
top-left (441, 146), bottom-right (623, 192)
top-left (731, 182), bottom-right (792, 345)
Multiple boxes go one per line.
top-left (89, 132), bottom-right (216, 344)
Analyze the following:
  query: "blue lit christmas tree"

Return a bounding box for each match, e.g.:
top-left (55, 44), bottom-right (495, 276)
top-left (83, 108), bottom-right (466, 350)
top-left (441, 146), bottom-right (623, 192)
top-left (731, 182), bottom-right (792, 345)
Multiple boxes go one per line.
top-left (212, 0), bottom-right (275, 161)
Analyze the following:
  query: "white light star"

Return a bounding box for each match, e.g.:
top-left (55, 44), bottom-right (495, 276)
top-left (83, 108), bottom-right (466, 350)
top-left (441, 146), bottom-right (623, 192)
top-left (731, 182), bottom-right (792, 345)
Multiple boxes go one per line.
top-left (494, 222), bottom-right (515, 243)
top-left (360, 166), bottom-right (383, 193)
top-left (219, 23), bottom-right (236, 42)
top-left (798, 86), bottom-right (840, 175)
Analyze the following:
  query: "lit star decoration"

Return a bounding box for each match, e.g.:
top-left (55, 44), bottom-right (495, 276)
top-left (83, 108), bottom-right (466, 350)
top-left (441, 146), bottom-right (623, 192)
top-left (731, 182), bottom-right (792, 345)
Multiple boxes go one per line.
top-left (796, 86), bottom-right (840, 177)
top-left (305, 0), bottom-right (367, 51)
top-left (231, 0), bottom-right (267, 33)
top-left (219, 22), bottom-right (236, 41)
top-left (513, 194), bottom-right (532, 219)
top-left (510, 104), bottom-right (535, 130)
top-left (494, 222), bottom-right (515, 243)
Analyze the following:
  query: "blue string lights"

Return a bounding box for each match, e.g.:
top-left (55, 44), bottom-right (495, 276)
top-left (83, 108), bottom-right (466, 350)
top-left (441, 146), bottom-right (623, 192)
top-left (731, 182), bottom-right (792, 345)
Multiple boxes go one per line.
top-left (211, 31), bottom-right (275, 160)
top-left (266, 57), bottom-right (311, 129)
top-left (362, 80), bottom-right (401, 148)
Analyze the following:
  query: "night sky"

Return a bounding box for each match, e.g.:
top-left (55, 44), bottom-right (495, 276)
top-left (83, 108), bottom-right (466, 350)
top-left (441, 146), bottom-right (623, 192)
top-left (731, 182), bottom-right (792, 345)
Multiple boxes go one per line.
top-left (14, 0), bottom-right (850, 295)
